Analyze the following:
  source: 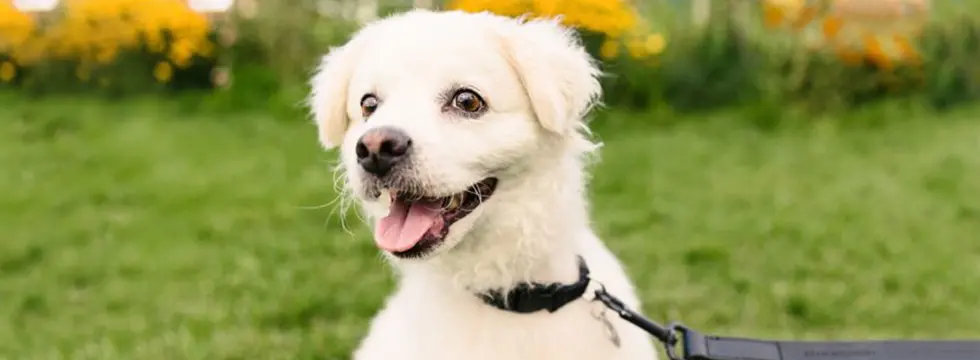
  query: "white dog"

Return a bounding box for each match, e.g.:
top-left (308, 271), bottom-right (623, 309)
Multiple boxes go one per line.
top-left (309, 9), bottom-right (659, 360)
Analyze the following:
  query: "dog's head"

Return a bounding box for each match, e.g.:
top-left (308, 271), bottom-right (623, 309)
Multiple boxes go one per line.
top-left (310, 10), bottom-right (601, 261)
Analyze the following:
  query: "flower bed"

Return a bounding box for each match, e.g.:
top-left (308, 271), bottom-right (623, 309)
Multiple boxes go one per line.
top-left (0, 0), bottom-right (224, 89)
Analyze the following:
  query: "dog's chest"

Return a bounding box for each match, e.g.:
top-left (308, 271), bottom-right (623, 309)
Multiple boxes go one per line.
top-left (450, 305), bottom-right (616, 359)
top-left (355, 291), bottom-right (650, 360)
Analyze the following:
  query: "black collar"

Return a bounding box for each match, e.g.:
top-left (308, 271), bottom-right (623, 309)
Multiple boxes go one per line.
top-left (476, 256), bottom-right (591, 314)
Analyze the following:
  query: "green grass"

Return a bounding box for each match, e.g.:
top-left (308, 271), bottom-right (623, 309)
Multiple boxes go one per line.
top-left (2, 95), bottom-right (980, 359)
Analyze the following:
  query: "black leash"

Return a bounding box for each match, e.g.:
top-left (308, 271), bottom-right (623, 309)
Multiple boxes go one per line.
top-left (474, 258), bottom-right (980, 360)
top-left (592, 285), bottom-right (980, 360)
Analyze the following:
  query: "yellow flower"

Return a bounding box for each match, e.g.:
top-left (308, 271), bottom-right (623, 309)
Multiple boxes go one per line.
top-left (95, 44), bottom-right (119, 64)
top-left (169, 38), bottom-right (196, 67)
top-left (0, 2), bottom-right (37, 47)
top-left (791, 5), bottom-right (818, 30)
top-left (0, 62), bottom-right (16, 82)
top-left (14, 0), bottom-right (215, 67)
top-left (861, 34), bottom-right (892, 70)
top-left (532, 0), bottom-right (561, 17)
top-left (644, 33), bottom-right (666, 56)
top-left (11, 41), bottom-right (45, 65)
top-left (763, 0), bottom-right (815, 29)
top-left (448, 0), bottom-right (641, 39)
top-left (834, 45), bottom-right (863, 65)
top-left (153, 61), bottom-right (173, 83)
top-left (892, 34), bottom-right (920, 65)
top-left (821, 16), bottom-right (844, 39)
top-left (195, 41), bottom-right (214, 58)
top-left (146, 32), bottom-right (166, 53)
top-left (599, 39), bottom-right (620, 60)
top-left (448, 0), bottom-right (528, 17)
top-left (625, 37), bottom-right (647, 58)
top-left (766, 0), bottom-right (805, 16)
top-left (762, 2), bottom-right (786, 28)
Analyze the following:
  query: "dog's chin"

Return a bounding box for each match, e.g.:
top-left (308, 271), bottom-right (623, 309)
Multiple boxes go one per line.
top-left (364, 177), bottom-right (498, 260)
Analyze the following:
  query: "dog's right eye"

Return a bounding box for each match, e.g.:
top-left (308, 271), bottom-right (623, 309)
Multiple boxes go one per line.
top-left (360, 94), bottom-right (380, 117)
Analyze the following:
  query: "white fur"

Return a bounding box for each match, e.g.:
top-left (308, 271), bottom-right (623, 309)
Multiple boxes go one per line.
top-left (309, 10), bottom-right (658, 360)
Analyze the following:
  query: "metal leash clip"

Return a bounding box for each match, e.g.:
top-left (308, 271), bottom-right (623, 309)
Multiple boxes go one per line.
top-left (589, 282), bottom-right (687, 360)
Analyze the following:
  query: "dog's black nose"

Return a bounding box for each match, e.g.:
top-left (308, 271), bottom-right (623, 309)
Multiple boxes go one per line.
top-left (356, 126), bottom-right (412, 177)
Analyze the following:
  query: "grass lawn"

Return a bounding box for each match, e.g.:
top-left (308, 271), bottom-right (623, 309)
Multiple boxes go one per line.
top-left (2, 95), bottom-right (979, 359)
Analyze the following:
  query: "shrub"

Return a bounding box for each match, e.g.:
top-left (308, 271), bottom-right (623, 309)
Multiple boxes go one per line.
top-left (0, 0), bottom-right (220, 93)
top-left (918, 17), bottom-right (980, 110)
top-left (596, 0), bottom-right (978, 115)
top-left (0, 0), bottom-right (354, 96)
top-left (3, 0), bottom-right (980, 120)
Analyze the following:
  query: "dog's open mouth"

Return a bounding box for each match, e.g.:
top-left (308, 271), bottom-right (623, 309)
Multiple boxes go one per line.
top-left (374, 178), bottom-right (498, 258)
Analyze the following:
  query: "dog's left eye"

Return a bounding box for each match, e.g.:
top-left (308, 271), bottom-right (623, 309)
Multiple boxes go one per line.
top-left (450, 89), bottom-right (485, 114)
top-left (361, 94), bottom-right (380, 117)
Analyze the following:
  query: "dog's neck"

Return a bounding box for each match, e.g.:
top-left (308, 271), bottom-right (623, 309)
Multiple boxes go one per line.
top-left (403, 147), bottom-right (594, 293)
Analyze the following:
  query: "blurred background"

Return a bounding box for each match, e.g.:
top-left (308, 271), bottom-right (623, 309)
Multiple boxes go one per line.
top-left (2, 0), bottom-right (980, 359)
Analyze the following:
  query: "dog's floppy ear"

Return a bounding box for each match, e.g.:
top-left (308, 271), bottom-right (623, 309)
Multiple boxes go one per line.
top-left (499, 17), bottom-right (602, 136)
top-left (309, 43), bottom-right (361, 150)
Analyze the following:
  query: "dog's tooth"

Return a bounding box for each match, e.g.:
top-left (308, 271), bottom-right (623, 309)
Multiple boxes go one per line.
top-left (447, 194), bottom-right (461, 211)
top-left (379, 189), bottom-right (392, 207)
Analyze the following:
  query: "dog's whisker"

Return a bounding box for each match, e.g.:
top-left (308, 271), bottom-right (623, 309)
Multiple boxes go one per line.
top-left (339, 195), bottom-right (361, 236)
top-left (351, 196), bottom-right (371, 228)
top-left (296, 198), bottom-right (338, 210)
top-left (335, 185), bottom-right (363, 236)
top-left (468, 186), bottom-right (487, 207)
top-left (321, 160), bottom-right (367, 236)
top-left (293, 158), bottom-right (359, 237)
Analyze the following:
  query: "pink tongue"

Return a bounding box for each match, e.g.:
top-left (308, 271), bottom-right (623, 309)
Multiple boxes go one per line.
top-left (374, 199), bottom-right (441, 253)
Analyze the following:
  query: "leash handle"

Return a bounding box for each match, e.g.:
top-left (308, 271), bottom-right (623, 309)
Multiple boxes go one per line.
top-left (682, 334), bottom-right (980, 360)
top-left (592, 285), bottom-right (980, 360)
top-left (591, 287), bottom-right (980, 360)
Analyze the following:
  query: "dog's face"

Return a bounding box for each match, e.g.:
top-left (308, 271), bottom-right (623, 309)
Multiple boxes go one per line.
top-left (310, 10), bottom-right (601, 260)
